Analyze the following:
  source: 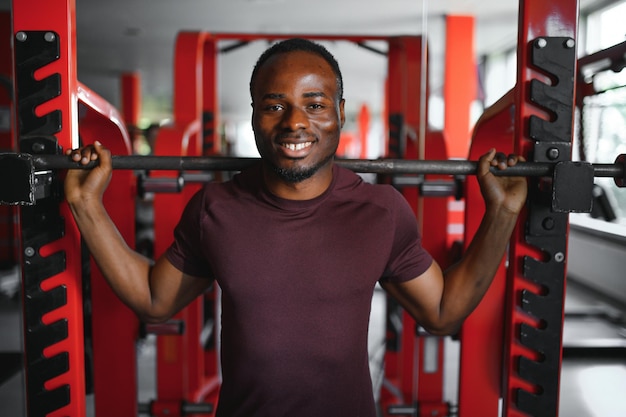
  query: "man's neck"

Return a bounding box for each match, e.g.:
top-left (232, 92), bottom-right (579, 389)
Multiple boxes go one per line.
top-left (262, 163), bottom-right (334, 201)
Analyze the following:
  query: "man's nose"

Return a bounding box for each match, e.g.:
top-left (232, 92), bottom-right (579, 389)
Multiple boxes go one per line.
top-left (281, 106), bottom-right (309, 130)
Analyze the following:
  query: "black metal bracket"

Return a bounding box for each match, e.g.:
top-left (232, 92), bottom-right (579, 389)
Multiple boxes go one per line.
top-left (515, 36), bottom-right (576, 417)
top-left (14, 31), bottom-right (61, 138)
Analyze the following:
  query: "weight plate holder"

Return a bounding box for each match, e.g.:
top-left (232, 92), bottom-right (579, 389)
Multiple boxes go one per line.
top-left (515, 36), bottom-right (576, 416)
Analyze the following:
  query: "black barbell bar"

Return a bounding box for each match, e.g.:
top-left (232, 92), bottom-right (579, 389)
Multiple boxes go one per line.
top-left (27, 153), bottom-right (626, 180)
top-left (3, 152), bottom-right (625, 207)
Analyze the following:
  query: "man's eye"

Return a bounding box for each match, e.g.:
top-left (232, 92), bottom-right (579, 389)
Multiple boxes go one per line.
top-left (309, 103), bottom-right (324, 110)
top-left (265, 104), bottom-right (283, 111)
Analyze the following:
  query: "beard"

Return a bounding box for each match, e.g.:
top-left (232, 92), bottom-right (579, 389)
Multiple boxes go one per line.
top-left (269, 151), bottom-right (335, 183)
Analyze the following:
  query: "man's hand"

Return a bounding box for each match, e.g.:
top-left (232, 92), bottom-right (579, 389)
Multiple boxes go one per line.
top-left (64, 141), bottom-right (112, 205)
top-left (477, 148), bottom-right (528, 216)
top-left (383, 149), bottom-right (530, 335)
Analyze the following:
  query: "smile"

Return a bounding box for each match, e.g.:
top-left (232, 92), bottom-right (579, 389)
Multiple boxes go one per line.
top-left (281, 142), bottom-right (313, 151)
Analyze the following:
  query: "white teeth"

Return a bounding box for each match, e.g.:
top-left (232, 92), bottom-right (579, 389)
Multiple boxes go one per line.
top-left (283, 142), bottom-right (312, 151)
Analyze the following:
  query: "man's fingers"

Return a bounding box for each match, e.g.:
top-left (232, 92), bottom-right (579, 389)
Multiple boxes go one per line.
top-left (490, 152), bottom-right (507, 169)
top-left (486, 151), bottom-right (526, 170)
top-left (65, 143), bottom-right (106, 165)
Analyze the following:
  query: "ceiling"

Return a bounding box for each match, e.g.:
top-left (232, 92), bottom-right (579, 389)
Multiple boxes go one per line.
top-left (0, 0), bottom-right (610, 125)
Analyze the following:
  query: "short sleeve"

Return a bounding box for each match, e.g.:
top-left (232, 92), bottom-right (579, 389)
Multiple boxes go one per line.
top-left (380, 190), bottom-right (433, 283)
top-left (165, 188), bottom-right (213, 278)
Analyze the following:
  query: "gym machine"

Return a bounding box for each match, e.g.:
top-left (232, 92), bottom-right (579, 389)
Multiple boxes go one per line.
top-left (6, 0), bottom-right (626, 416)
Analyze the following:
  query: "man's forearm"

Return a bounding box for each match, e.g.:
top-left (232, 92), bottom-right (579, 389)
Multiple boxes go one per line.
top-left (439, 206), bottom-right (520, 331)
top-left (68, 200), bottom-right (154, 316)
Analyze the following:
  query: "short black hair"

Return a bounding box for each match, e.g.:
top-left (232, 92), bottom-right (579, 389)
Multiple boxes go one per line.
top-left (249, 38), bottom-right (344, 101)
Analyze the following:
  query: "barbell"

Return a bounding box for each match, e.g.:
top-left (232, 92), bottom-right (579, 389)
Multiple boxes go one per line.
top-left (1, 152), bottom-right (625, 210)
top-left (19, 153), bottom-right (625, 178)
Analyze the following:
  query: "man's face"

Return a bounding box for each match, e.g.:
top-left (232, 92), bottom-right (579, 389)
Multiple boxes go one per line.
top-left (251, 51), bottom-right (345, 183)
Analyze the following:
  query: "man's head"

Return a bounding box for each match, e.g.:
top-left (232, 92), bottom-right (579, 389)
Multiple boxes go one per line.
top-left (250, 39), bottom-right (345, 187)
top-left (250, 38), bottom-right (344, 103)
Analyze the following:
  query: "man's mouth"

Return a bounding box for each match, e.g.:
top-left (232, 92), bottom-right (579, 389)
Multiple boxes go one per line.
top-left (281, 141), bottom-right (313, 151)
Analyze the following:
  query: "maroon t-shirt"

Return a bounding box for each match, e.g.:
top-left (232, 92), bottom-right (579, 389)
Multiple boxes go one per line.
top-left (166, 163), bottom-right (433, 417)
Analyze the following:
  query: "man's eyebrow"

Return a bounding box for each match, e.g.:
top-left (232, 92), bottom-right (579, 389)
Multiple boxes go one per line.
top-left (261, 92), bottom-right (330, 100)
top-left (303, 91), bottom-right (328, 99)
top-left (261, 93), bottom-right (285, 100)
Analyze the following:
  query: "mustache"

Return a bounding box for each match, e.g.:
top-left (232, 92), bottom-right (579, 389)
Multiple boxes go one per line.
top-left (276, 133), bottom-right (316, 141)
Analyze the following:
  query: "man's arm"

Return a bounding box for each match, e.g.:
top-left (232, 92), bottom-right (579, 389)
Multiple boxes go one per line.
top-left (64, 141), bottom-right (211, 323)
top-left (381, 149), bottom-right (528, 336)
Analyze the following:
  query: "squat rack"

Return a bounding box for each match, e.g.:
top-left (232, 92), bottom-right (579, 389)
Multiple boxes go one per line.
top-left (8, 0), bottom-right (619, 416)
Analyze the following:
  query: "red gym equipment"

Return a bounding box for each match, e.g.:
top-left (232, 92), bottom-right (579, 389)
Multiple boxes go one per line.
top-left (9, 0), bottom-right (584, 416)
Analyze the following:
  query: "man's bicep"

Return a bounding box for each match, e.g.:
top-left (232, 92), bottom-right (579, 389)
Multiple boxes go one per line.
top-left (380, 261), bottom-right (444, 328)
top-left (148, 255), bottom-right (213, 322)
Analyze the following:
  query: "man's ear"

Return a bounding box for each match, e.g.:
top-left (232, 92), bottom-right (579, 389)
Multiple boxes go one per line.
top-left (339, 99), bottom-right (346, 128)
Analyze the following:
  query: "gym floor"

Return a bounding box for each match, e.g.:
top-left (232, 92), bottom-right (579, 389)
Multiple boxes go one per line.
top-left (0, 267), bottom-right (624, 416)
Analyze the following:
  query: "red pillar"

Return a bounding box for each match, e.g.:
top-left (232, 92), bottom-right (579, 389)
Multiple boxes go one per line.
top-left (121, 72), bottom-right (142, 127)
top-left (384, 38), bottom-right (426, 407)
top-left (78, 84), bottom-right (138, 417)
top-left (121, 72), bottom-right (142, 153)
top-left (152, 32), bottom-right (219, 415)
top-left (503, 1), bottom-right (578, 416)
top-left (458, 90), bottom-right (515, 417)
top-left (12, 1), bottom-right (87, 415)
top-left (444, 15), bottom-right (476, 248)
top-left (382, 36), bottom-right (447, 417)
top-left (444, 15), bottom-right (476, 160)
top-left (358, 103), bottom-right (370, 159)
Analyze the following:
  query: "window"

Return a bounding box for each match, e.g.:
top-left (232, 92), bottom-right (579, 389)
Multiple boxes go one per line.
top-left (574, 0), bottom-right (626, 228)
top-left (585, 1), bottom-right (626, 55)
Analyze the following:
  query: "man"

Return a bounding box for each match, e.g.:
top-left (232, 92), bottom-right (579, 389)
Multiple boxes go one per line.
top-left (65, 38), bottom-right (527, 417)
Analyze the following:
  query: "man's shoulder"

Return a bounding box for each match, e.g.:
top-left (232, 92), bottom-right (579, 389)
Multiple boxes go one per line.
top-left (332, 164), bottom-right (405, 206)
top-left (202, 163), bottom-right (262, 196)
top-left (334, 163), bottom-right (397, 191)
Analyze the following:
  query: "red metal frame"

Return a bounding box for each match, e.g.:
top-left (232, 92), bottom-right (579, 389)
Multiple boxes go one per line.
top-left (381, 37), bottom-right (420, 411)
top-left (152, 32), bottom-right (219, 417)
top-left (152, 118), bottom-right (213, 417)
top-left (77, 82), bottom-right (138, 417)
top-left (503, 1), bottom-right (578, 416)
top-left (11, 1), bottom-right (583, 413)
top-left (12, 1), bottom-right (87, 416)
top-left (443, 15), bottom-right (476, 160)
top-left (121, 72), bottom-right (142, 128)
top-left (418, 130), bottom-right (449, 417)
top-left (444, 16), bottom-right (476, 249)
top-left (459, 89), bottom-right (515, 417)
top-left (379, 36), bottom-right (448, 416)
top-left (121, 72), bottom-right (143, 152)
top-left (12, 2), bottom-right (139, 416)
top-left (459, 2), bottom-right (579, 416)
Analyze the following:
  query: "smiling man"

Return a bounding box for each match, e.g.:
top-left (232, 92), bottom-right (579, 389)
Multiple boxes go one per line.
top-left (64, 38), bottom-right (528, 417)
top-left (250, 41), bottom-right (345, 198)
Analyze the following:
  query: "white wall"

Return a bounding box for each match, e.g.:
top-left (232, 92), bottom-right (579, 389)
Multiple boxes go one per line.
top-left (567, 215), bottom-right (626, 306)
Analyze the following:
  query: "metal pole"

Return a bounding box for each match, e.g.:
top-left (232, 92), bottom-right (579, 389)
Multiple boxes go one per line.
top-left (29, 154), bottom-right (625, 178)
